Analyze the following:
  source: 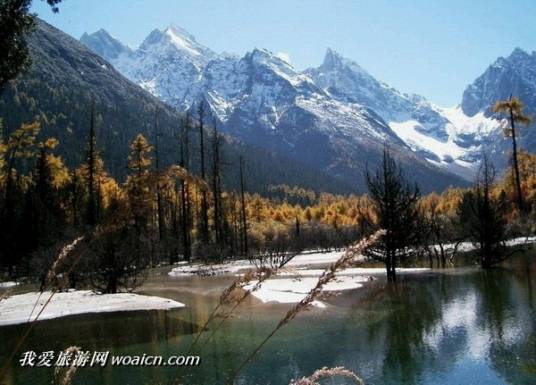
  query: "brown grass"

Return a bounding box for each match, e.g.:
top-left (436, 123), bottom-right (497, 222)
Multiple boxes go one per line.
top-left (53, 346), bottom-right (81, 385)
top-left (290, 366), bottom-right (365, 385)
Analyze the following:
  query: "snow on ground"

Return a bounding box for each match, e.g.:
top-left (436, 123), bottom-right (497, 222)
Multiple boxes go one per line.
top-left (168, 235), bottom-right (536, 307)
top-left (0, 290), bottom-right (185, 326)
top-left (243, 276), bottom-right (370, 308)
top-left (0, 281), bottom-right (18, 289)
top-left (439, 236), bottom-right (536, 254)
top-left (169, 236), bottom-right (536, 278)
top-left (245, 267), bottom-right (430, 307)
top-left (278, 267), bottom-right (430, 277)
top-left (168, 249), bottom-right (350, 277)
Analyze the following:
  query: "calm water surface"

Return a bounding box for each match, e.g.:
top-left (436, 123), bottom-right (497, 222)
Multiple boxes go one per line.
top-left (1, 253), bottom-right (535, 385)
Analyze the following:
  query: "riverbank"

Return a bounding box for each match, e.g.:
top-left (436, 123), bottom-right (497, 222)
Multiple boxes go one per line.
top-left (0, 290), bottom-right (184, 326)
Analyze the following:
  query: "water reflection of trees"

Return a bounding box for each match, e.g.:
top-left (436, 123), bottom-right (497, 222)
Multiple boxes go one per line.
top-left (350, 265), bottom-right (533, 384)
top-left (181, 259), bottom-right (536, 385)
top-left (13, 260), bottom-right (529, 385)
top-left (361, 274), bottom-right (465, 384)
top-left (483, 262), bottom-right (536, 385)
top-left (361, 257), bottom-right (536, 385)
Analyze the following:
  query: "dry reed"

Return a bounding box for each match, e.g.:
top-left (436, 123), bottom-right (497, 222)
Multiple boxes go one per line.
top-left (289, 366), bottom-right (364, 385)
top-left (198, 267), bottom-right (273, 349)
top-left (187, 250), bottom-right (301, 354)
top-left (53, 346), bottom-right (81, 385)
top-left (0, 235), bottom-right (89, 384)
top-left (225, 230), bottom-right (385, 384)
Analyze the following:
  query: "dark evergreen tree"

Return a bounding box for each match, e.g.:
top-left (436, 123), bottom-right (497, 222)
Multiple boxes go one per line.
top-left (86, 100), bottom-right (98, 226)
top-left (211, 124), bottom-right (223, 246)
top-left (0, 0), bottom-right (61, 90)
top-left (458, 155), bottom-right (508, 268)
top-left (154, 107), bottom-right (164, 241)
top-left (363, 147), bottom-right (421, 281)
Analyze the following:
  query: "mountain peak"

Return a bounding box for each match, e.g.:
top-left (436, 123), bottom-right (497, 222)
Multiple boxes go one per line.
top-left (95, 28), bottom-right (112, 37)
top-left (322, 48), bottom-right (344, 69)
top-left (139, 28), bottom-right (165, 49)
top-left (502, 47), bottom-right (531, 64)
top-left (510, 46), bottom-right (529, 57)
top-left (139, 25), bottom-right (215, 65)
top-left (80, 28), bottom-right (131, 60)
top-left (80, 28), bottom-right (116, 43)
top-left (164, 24), bottom-right (197, 42)
top-left (249, 47), bottom-right (273, 59)
top-left (246, 48), bottom-right (298, 75)
top-left (321, 48), bottom-right (367, 76)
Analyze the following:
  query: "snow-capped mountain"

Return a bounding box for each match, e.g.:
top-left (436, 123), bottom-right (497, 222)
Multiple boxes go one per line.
top-left (305, 48), bottom-right (449, 138)
top-left (462, 48), bottom-right (536, 117)
top-left (461, 48), bottom-right (536, 160)
top-left (185, 47), bottom-right (462, 191)
top-left (80, 26), bottom-right (484, 190)
top-left (305, 48), bottom-right (506, 180)
top-left (82, 25), bottom-right (216, 107)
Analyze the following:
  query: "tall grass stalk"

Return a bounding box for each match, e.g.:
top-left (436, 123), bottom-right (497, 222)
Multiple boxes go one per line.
top-left (225, 230), bottom-right (385, 384)
top-left (0, 236), bottom-right (88, 383)
top-left (186, 250), bottom-right (301, 354)
top-left (53, 346), bottom-right (81, 385)
top-left (198, 267), bottom-right (273, 349)
top-left (289, 366), bottom-right (364, 385)
top-left (185, 270), bottom-right (256, 355)
top-left (176, 252), bottom-right (300, 384)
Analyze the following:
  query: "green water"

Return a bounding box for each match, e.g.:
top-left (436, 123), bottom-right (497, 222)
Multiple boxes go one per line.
top-left (1, 254), bottom-right (535, 385)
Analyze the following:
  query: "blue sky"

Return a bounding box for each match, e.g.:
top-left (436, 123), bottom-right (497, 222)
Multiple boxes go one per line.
top-left (32, 0), bottom-right (535, 106)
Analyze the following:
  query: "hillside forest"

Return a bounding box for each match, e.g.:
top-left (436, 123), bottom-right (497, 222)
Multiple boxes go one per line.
top-left (0, 100), bottom-right (535, 290)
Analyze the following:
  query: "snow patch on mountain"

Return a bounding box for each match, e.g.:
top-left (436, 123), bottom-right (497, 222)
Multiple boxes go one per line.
top-left (389, 105), bottom-right (502, 179)
top-left (79, 26), bottom-right (486, 187)
top-left (440, 106), bottom-right (502, 140)
top-left (304, 48), bottom-right (511, 180)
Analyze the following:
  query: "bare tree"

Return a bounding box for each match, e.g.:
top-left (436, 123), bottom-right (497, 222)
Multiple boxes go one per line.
top-left (179, 114), bottom-right (192, 261)
top-left (239, 155), bottom-right (249, 256)
top-left (197, 102), bottom-right (209, 242)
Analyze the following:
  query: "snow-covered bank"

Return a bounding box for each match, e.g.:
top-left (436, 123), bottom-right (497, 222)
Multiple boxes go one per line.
top-left (168, 250), bottom-right (353, 277)
top-left (0, 281), bottom-right (18, 289)
top-left (169, 236), bottom-right (536, 278)
top-left (167, 236), bottom-right (535, 307)
top-left (278, 267), bottom-right (430, 277)
top-left (244, 267), bottom-right (430, 308)
top-left (437, 236), bottom-right (536, 254)
top-left (0, 290), bottom-right (185, 326)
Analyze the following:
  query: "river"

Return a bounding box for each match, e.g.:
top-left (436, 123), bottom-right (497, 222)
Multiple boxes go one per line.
top-left (1, 253), bottom-right (535, 385)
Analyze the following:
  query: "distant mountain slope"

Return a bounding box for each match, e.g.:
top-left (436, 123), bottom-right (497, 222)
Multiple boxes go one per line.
top-left (305, 49), bottom-right (490, 180)
top-left (82, 27), bottom-right (467, 193)
top-left (0, 20), bottom-right (354, 195)
top-left (461, 48), bottom-right (536, 162)
top-left (305, 48), bottom-right (449, 139)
